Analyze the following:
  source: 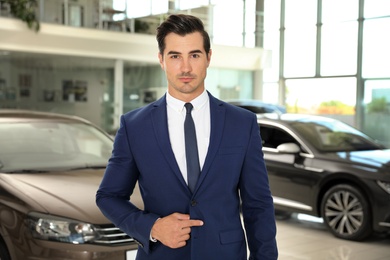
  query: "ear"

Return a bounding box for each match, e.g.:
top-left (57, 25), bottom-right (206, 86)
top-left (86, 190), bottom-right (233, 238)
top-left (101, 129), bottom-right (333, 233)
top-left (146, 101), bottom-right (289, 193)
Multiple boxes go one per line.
top-left (158, 52), bottom-right (164, 70)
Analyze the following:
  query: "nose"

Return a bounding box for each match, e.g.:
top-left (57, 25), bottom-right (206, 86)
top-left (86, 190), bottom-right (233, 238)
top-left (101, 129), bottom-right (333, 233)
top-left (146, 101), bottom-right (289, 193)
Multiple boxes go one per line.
top-left (181, 58), bottom-right (192, 73)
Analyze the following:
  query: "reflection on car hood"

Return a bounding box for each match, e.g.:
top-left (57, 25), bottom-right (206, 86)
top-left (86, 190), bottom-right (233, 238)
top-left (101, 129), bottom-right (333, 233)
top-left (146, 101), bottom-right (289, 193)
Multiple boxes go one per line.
top-left (335, 149), bottom-right (390, 170)
top-left (2, 169), bottom-right (141, 224)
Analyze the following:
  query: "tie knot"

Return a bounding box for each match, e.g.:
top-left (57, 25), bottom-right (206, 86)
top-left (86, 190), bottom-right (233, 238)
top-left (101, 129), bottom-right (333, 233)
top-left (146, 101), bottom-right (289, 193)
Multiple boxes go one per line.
top-left (184, 103), bottom-right (193, 114)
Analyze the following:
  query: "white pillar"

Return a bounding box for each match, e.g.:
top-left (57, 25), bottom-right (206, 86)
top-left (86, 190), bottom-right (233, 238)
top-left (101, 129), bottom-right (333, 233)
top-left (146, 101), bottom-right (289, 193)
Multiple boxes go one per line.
top-left (253, 70), bottom-right (263, 100)
top-left (113, 59), bottom-right (123, 129)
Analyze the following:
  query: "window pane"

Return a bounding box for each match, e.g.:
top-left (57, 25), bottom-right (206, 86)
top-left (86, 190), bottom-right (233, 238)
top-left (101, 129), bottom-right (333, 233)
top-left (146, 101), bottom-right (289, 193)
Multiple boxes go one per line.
top-left (152, 0), bottom-right (168, 15)
top-left (363, 80), bottom-right (390, 147)
top-left (321, 21), bottom-right (358, 75)
top-left (322, 0), bottom-right (358, 22)
top-left (212, 1), bottom-right (244, 46)
top-left (284, 0), bottom-right (317, 77)
top-left (284, 27), bottom-right (316, 77)
top-left (285, 0), bottom-right (317, 27)
top-left (285, 78), bottom-right (356, 120)
top-left (364, 0), bottom-right (390, 18)
top-left (362, 18), bottom-right (390, 78)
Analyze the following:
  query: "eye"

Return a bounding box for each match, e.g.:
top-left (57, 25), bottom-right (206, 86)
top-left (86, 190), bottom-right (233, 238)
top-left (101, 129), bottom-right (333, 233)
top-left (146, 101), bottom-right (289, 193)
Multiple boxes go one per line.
top-left (191, 54), bottom-right (200, 58)
top-left (170, 55), bottom-right (180, 59)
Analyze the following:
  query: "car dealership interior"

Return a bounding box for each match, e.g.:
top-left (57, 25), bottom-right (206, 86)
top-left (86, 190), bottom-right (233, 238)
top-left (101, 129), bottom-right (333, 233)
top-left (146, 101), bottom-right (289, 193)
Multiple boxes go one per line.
top-left (1, 0), bottom-right (390, 259)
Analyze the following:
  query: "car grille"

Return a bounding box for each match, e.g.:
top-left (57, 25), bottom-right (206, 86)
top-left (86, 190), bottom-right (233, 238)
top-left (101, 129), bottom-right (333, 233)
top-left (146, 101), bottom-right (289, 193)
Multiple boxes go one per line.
top-left (94, 224), bottom-right (135, 245)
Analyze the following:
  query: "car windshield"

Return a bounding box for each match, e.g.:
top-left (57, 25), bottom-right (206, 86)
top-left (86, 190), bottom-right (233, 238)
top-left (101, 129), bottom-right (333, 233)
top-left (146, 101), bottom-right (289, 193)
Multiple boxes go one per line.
top-left (0, 121), bottom-right (113, 172)
top-left (289, 118), bottom-right (382, 152)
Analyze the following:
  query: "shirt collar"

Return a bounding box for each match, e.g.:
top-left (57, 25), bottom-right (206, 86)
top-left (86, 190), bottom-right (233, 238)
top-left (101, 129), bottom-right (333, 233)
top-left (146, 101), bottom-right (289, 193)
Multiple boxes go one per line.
top-left (166, 89), bottom-right (208, 113)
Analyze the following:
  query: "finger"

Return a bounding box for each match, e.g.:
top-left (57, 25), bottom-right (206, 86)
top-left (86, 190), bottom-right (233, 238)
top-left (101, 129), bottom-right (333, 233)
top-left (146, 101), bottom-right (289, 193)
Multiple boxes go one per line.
top-left (180, 233), bottom-right (191, 241)
top-left (173, 213), bottom-right (190, 220)
top-left (180, 226), bottom-right (191, 234)
top-left (167, 239), bottom-right (187, 249)
top-left (176, 240), bottom-right (187, 248)
top-left (182, 219), bottom-right (204, 228)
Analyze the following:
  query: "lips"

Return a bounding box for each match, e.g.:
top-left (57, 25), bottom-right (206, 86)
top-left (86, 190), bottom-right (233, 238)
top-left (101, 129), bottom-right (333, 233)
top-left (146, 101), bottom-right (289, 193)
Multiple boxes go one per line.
top-left (179, 77), bottom-right (193, 83)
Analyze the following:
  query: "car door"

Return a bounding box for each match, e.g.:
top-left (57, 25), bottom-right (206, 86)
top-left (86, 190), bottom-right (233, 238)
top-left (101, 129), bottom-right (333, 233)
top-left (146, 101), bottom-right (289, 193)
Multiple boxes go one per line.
top-left (259, 123), bottom-right (321, 214)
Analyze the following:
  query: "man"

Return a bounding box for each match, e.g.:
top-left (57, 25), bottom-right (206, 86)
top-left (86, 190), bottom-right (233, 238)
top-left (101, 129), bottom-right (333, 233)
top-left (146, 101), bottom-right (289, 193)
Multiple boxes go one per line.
top-left (96, 14), bottom-right (278, 260)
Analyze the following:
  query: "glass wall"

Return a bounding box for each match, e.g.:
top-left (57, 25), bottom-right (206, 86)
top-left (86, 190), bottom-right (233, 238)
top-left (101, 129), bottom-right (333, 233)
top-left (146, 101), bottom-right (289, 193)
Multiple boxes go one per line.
top-left (122, 65), bottom-right (166, 113)
top-left (263, 0), bottom-right (390, 147)
top-left (0, 52), bottom-right (116, 131)
top-left (0, 51), bottom-right (254, 133)
top-left (285, 77), bottom-right (356, 126)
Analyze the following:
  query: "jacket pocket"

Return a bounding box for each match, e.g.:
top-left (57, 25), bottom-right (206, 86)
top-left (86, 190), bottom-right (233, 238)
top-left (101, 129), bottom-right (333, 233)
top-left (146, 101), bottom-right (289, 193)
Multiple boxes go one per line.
top-left (219, 228), bottom-right (245, 245)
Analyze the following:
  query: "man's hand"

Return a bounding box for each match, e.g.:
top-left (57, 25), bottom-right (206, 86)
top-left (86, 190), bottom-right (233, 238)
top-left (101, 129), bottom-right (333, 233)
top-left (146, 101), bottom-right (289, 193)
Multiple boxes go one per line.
top-left (151, 212), bottom-right (204, 248)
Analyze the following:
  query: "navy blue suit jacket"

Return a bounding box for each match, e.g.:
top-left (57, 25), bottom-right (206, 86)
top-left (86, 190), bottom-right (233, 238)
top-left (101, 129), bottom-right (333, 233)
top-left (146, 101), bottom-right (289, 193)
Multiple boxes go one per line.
top-left (96, 92), bottom-right (278, 260)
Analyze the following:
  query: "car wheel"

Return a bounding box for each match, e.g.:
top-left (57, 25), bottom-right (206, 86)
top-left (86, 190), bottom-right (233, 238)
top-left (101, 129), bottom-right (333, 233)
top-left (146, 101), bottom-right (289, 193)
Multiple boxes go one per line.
top-left (0, 237), bottom-right (11, 260)
top-left (321, 184), bottom-right (372, 241)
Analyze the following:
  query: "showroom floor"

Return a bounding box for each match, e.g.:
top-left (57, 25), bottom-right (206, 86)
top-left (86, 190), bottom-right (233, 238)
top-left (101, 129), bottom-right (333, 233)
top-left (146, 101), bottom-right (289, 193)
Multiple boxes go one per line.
top-left (275, 214), bottom-right (390, 260)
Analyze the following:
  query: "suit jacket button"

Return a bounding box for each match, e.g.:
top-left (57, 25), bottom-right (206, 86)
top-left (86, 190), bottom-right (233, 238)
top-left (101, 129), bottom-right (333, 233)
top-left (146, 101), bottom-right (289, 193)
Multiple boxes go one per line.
top-left (191, 200), bottom-right (197, 206)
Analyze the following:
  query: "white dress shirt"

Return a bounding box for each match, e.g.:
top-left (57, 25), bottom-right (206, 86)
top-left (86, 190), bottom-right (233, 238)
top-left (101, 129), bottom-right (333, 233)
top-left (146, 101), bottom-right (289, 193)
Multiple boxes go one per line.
top-left (166, 90), bottom-right (210, 184)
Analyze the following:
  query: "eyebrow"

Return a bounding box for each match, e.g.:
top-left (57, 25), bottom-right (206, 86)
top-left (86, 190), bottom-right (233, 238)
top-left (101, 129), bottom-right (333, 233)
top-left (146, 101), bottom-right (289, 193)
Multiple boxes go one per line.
top-left (167, 50), bottom-right (203, 55)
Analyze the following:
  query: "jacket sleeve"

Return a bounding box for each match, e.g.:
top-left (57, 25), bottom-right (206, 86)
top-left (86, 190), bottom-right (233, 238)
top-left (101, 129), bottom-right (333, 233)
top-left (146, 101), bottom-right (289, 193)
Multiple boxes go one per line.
top-left (239, 115), bottom-right (278, 260)
top-left (96, 115), bottom-right (159, 254)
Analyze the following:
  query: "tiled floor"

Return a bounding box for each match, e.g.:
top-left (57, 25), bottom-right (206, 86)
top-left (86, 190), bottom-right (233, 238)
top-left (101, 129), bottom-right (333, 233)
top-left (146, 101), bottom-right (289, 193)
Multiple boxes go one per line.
top-left (276, 213), bottom-right (390, 260)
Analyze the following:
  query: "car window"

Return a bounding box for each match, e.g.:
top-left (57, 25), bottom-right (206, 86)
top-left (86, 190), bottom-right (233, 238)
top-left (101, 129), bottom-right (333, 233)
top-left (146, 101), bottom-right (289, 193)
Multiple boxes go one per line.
top-left (241, 105), bottom-right (269, 113)
top-left (290, 121), bottom-right (381, 152)
top-left (259, 125), bottom-right (306, 152)
top-left (0, 121), bottom-right (113, 172)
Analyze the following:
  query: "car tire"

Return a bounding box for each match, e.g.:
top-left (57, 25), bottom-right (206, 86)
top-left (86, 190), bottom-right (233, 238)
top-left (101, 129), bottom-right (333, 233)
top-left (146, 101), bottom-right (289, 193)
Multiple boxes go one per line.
top-left (0, 237), bottom-right (11, 260)
top-left (321, 184), bottom-right (372, 241)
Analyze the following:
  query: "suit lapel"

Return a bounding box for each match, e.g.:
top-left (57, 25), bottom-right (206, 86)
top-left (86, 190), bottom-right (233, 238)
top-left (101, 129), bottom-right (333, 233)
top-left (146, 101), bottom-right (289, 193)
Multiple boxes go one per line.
top-left (151, 95), bottom-right (188, 189)
top-left (194, 93), bottom-right (225, 193)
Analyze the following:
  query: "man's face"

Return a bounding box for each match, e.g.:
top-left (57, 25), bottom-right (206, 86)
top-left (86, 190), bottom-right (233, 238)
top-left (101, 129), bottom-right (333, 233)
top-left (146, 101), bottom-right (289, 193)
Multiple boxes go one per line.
top-left (158, 32), bottom-right (212, 102)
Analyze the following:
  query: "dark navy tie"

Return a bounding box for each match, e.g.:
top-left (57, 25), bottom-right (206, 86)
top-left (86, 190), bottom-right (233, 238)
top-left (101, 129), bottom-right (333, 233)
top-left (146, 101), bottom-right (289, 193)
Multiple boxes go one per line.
top-left (184, 103), bottom-right (200, 193)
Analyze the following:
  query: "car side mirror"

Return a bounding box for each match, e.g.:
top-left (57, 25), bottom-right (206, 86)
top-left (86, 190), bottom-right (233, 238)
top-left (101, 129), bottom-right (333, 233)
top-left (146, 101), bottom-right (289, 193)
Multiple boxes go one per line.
top-left (276, 143), bottom-right (300, 154)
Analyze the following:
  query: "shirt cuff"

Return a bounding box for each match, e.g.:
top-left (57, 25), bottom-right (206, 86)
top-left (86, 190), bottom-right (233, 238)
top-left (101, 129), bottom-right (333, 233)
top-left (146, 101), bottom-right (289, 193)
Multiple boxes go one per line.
top-left (150, 235), bottom-right (157, 242)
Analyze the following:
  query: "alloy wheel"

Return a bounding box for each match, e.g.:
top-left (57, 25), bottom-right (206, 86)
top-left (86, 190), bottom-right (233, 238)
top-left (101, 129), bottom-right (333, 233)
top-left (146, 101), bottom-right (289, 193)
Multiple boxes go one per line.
top-left (321, 184), bottom-right (371, 241)
top-left (324, 190), bottom-right (363, 235)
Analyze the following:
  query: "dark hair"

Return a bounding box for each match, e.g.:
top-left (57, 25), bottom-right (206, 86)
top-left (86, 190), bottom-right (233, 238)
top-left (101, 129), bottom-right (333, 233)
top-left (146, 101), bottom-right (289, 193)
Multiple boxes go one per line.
top-left (156, 14), bottom-right (211, 56)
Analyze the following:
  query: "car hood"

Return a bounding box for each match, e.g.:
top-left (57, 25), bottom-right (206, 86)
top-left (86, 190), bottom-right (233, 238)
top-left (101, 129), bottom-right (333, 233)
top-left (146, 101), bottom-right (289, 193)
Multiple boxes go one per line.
top-left (333, 149), bottom-right (390, 171)
top-left (1, 169), bottom-right (142, 224)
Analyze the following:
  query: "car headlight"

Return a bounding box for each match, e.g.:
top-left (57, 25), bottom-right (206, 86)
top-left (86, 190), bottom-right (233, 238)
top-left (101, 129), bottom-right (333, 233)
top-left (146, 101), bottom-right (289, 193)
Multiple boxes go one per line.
top-left (27, 212), bottom-right (100, 244)
top-left (377, 180), bottom-right (390, 194)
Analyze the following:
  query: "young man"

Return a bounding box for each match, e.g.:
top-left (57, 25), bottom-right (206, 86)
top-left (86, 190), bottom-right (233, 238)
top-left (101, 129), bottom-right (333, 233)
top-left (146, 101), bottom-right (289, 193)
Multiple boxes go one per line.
top-left (96, 14), bottom-right (278, 260)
